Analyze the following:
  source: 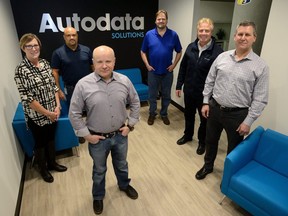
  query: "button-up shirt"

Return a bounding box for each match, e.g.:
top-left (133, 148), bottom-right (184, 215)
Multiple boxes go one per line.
top-left (203, 49), bottom-right (269, 126)
top-left (69, 72), bottom-right (140, 136)
top-left (14, 57), bottom-right (59, 126)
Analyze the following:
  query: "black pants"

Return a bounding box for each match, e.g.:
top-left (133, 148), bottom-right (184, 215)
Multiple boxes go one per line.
top-left (204, 98), bottom-right (248, 170)
top-left (184, 94), bottom-right (206, 145)
top-left (27, 117), bottom-right (57, 168)
top-left (27, 117), bottom-right (56, 149)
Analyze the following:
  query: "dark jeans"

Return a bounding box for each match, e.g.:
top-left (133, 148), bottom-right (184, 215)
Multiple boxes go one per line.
top-left (184, 94), bottom-right (206, 145)
top-left (148, 72), bottom-right (173, 117)
top-left (65, 84), bottom-right (75, 108)
top-left (204, 98), bottom-right (248, 170)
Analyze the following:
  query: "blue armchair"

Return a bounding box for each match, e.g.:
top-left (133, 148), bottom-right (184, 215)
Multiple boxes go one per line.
top-left (221, 126), bottom-right (288, 216)
top-left (115, 68), bottom-right (149, 102)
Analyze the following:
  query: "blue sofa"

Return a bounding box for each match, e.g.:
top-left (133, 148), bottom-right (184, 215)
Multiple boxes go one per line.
top-left (221, 126), bottom-right (288, 216)
top-left (115, 68), bottom-right (149, 102)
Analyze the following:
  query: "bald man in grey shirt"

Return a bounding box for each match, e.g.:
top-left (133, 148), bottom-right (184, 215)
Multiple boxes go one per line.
top-left (196, 21), bottom-right (269, 181)
top-left (69, 45), bottom-right (140, 214)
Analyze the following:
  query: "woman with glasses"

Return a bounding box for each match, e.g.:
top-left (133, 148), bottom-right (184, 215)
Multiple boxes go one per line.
top-left (14, 33), bottom-right (67, 183)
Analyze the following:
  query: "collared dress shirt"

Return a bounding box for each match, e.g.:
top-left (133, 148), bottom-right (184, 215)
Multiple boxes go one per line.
top-left (69, 72), bottom-right (140, 136)
top-left (203, 49), bottom-right (269, 126)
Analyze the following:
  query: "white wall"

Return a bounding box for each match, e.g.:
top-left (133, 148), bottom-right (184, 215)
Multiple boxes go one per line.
top-left (199, 1), bottom-right (234, 23)
top-left (255, 0), bottom-right (288, 134)
top-left (159, 0), bottom-right (196, 107)
top-left (0, 0), bottom-right (25, 215)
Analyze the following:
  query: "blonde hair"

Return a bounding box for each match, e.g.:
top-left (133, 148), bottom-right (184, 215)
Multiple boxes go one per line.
top-left (19, 33), bottom-right (42, 50)
top-left (197, 18), bottom-right (214, 31)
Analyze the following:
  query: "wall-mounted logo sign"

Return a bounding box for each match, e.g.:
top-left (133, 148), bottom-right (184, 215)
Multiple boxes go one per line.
top-left (10, 0), bottom-right (158, 75)
top-left (237, 0), bottom-right (251, 5)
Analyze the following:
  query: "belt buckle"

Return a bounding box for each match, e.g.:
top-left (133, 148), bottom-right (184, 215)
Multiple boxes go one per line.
top-left (220, 105), bottom-right (226, 111)
top-left (107, 132), bottom-right (117, 138)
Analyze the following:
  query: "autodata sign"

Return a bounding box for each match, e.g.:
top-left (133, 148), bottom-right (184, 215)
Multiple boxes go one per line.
top-left (10, 0), bottom-right (158, 75)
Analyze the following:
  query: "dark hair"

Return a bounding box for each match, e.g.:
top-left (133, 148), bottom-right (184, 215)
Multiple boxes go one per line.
top-left (236, 21), bottom-right (257, 37)
top-left (19, 33), bottom-right (42, 50)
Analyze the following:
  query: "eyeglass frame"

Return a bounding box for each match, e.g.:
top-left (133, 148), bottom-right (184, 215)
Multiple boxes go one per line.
top-left (25, 44), bottom-right (40, 50)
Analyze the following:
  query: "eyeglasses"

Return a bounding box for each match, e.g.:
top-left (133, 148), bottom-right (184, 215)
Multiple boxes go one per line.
top-left (25, 44), bottom-right (39, 50)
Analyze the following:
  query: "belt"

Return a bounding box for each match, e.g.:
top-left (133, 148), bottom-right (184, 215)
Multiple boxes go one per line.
top-left (90, 130), bottom-right (120, 138)
top-left (212, 98), bottom-right (248, 112)
top-left (89, 124), bottom-right (125, 139)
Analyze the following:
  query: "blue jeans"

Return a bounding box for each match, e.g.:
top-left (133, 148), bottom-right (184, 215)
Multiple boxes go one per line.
top-left (148, 72), bottom-right (173, 117)
top-left (88, 134), bottom-right (130, 200)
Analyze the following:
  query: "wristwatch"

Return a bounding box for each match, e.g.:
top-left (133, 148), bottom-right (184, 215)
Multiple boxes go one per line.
top-left (127, 125), bottom-right (134, 132)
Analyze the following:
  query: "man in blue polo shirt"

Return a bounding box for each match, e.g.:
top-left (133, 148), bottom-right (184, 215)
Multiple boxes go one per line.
top-left (141, 9), bottom-right (182, 126)
top-left (51, 27), bottom-right (94, 143)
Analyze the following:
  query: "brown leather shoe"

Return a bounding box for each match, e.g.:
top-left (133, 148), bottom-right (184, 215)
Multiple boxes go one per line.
top-left (93, 200), bottom-right (103, 215)
top-left (161, 116), bottom-right (170, 125)
top-left (147, 115), bottom-right (155, 125)
top-left (120, 185), bottom-right (138, 199)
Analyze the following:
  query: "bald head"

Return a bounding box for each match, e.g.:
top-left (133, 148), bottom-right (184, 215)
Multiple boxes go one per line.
top-left (93, 45), bottom-right (115, 59)
top-left (93, 45), bottom-right (116, 81)
top-left (63, 27), bottom-right (78, 50)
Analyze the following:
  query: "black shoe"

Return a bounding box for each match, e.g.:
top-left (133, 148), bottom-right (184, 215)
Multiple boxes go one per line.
top-left (196, 144), bottom-right (205, 155)
top-left (195, 166), bottom-right (213, 180)
top-left (147, 115), bottom-right (156, 125)
top-left (176, 136), bottom-right (192, 145)
top-left (120, 185), bottom-right (138, 199)
top-left (48, 163), bottom-right (67, 172)
top-left (93, 200), bottom-right (103, 215)
top-left (40, 169), bottom-right (54, 183)
top-left (79, 137), bottom-right (86, 144)
top-left (161, 116), bottom-right (170, 125)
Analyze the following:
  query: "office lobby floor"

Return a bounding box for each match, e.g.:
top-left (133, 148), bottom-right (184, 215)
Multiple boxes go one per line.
top-left (19, 102), bottom-right (251, 216)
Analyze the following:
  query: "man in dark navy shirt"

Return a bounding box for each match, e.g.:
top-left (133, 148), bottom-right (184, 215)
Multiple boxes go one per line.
top-left (51, 27), bottom-right (94, 143)
top-left (51, 27), bottom-right (94, 106)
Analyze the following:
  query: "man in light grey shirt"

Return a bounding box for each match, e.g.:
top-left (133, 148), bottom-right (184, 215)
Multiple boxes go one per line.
top-left (69, 45), bottom-right (140, 215)
top-left (195, 21), bottom-right (269, 180)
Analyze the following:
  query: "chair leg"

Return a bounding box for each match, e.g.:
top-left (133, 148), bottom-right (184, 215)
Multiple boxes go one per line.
top-left (30, 154), bottom-right (35, 169)
top-left (219, 195), bottom-right (226, 205)
top-left (74, 146), bottom-right (80, 157)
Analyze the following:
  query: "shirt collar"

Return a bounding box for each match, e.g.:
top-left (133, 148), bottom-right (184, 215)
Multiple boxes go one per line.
top-left (94, 71), bottom-right (117, 82)
top-left (64, 44), bottom-right (80, 52)
top-left (197, 39), bottom-right (212, 51)
top-left (231, 49), bottom-right (254, 61)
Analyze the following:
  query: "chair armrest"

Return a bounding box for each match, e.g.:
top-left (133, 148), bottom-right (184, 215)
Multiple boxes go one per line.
top-left (221, 126), bottom-right (265, 193)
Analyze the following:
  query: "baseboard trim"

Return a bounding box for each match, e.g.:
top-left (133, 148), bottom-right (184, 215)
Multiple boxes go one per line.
top-left (171, 100), bottom-right (184, 112)
top-left (14, 156), bottom-right (28, 216)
